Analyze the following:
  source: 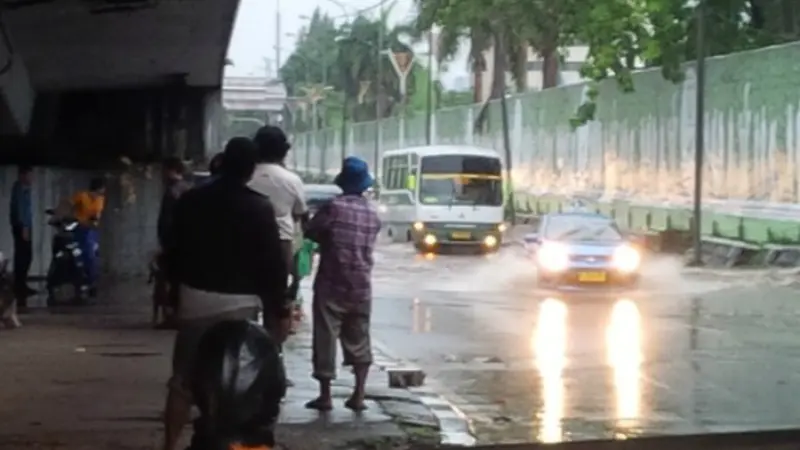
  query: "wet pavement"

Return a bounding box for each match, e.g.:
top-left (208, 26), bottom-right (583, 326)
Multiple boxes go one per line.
top-left (0, 291), bottom-right (436, 450)
top-left (360, 241), bottom-right (800, 445)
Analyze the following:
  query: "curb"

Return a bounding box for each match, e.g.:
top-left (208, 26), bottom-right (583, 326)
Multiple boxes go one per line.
top-left (297, 297), bottom-right (477, 445)
top-left (370, 339), bottom-right (477, 447)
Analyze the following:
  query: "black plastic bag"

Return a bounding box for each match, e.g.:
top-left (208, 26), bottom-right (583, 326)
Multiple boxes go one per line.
top-left (190, 320), bottom-right (286, 449)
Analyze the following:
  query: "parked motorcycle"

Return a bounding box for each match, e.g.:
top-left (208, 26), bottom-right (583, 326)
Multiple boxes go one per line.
top-left (45, 209), bottom-right (89, 306)
top-left (187, 320), bottom-right (285, 450)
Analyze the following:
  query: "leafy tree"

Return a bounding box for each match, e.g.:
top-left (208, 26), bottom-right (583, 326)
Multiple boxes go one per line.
top-left (279, 9), bottom-right (339, 131)
top-left (565, 0), bottom-right (800, 126)
top-left (280, 8), bottom-right (418, 129)
top-left (334, 11), bottom-right (417, 122)
top-left (412, 0), bottom-right (549, 133)
top-left (279, 10), bottom-right (339, 96)
top-left (413, 0), bottom-right (800, 128)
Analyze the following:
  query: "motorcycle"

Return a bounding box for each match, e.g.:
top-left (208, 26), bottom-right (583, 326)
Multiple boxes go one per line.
top-left (187, 320), bottom-right (286, 450)
top-left (44, 209), bottom-right (90, 306)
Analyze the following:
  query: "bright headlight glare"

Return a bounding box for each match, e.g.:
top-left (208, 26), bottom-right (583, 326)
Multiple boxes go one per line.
top-left (413, 221), bottom-right (424, 231)
top-left (423, 234), bottom-right (437, 246)
top-left (483, 235), bottom-right (498, 247)
top-left (497, 223), bottom-right (507, 232)
top-left (537, 242), bottom-right (569, 272)
top-left (613, 245), bottom-right (641, 272)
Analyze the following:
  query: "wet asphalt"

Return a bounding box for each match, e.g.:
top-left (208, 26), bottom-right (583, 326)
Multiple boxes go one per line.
top-left (363, 241), bottom-right (800, 445)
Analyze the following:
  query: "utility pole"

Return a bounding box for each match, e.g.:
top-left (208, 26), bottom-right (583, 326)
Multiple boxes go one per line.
top-left (496, 30), bottom-right (515, 225)
top-left (309, 98), bottom-right (318, 175)
top-left (275, 0), bottom-right (281, 73)
top-left (340, 95), bottom-right (348, 161)
top-left (425, 30), bottom-right (433, 145)
top-left (374, 2), bottom-right (384, 184)
top-left (690, 0), bottom-right (706, 266)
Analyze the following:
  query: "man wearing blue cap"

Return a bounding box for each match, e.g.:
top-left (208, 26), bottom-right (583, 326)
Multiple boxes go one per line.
top-left (304, 156), bottom-right (382, 412)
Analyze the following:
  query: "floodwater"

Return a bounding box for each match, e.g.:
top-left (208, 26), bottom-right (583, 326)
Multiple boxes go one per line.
top-left (367, 240), bottom-right (800, 445)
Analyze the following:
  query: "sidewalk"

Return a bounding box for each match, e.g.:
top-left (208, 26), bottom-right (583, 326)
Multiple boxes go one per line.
top-left (0, 281), bottom-right (439, 449)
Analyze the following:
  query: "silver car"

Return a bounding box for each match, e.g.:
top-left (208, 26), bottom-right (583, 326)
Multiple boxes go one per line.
top-left (304, 184), bottom-right (341, 216)
top-left (524, 212), bottom-right (642, 288)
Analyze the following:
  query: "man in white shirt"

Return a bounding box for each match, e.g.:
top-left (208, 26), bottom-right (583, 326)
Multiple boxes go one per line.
top-left (249, 126), bottom-right (309, 306)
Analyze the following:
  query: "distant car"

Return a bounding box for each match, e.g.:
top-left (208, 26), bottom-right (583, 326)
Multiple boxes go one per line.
top-left (191, 171), bottom-right (213, 187)
top-left (524, 211), bottom-right (642, 288)
top-left (304, 184), bottom-right (341, 216)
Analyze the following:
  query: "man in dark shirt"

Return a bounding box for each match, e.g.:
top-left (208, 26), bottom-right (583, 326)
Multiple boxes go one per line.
top-left (9, 165), bottom-right (35, 307)
top-left (160, 138), bottom-right (290, 450)
top-left (158, 157), bottom-right (192, 249)
top-left (155, 157), bottom-right (192, 328)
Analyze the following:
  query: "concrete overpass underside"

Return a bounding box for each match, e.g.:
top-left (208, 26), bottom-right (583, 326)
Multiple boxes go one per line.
top-left (0, 0), bottom-right (240, 277)
top-left (1, 0), bottom-right (239, 163)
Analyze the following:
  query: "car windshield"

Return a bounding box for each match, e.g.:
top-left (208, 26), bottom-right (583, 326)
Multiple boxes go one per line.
top-left (543, 215), bottom-right (622, 242)
top-left (418, 176), bottom-right (502, 206)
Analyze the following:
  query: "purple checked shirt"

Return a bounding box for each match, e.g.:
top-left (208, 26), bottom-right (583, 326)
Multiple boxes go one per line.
top-left (305, 194), bottom-right (382, 303)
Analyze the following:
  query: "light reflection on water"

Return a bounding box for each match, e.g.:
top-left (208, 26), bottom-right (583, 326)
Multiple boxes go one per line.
top-left (606, 299), bottom-right (642, 431)
top-left (532, 298), bottom-right (643, 443)
top-left (412, 298), bottom-right (433, 333)
top-left (533, 298), bottom-right (567, 443)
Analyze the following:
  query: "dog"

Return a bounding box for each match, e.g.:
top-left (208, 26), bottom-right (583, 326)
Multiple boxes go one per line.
top-left (0, 252), bottom-right (21, 329)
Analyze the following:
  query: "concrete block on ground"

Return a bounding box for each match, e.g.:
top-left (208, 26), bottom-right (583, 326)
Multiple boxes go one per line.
top-left (388, 367), bottom-right (426, 388)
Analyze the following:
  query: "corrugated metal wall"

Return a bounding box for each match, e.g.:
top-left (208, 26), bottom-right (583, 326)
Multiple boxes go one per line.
top-left (0, 165), bottom-right (161, 279)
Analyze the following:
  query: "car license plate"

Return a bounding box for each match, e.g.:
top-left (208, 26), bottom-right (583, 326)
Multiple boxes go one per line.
top-left (451, 231), bottom-right (472, 240)
top-left (578, 271), bottom-right (607, 282)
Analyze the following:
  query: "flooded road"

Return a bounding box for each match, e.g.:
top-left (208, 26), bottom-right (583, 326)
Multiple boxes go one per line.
top-left (366, 243), bottom-right (800, 445)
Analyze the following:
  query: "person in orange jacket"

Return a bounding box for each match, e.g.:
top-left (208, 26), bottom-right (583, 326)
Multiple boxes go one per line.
top-left (72, 177), bottom-right (106, 296)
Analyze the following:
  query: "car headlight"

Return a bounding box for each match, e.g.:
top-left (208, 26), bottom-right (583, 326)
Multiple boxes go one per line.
top-left (412, 222), bottom-right (424, 231)
top-left (537, 242), bottom-right (569, 272)
top-left (423, 234), bottom-right (437, 246)
top-left (497, 223), bottom-right (507, 233)
top-left (612, 245), bottom-right (641, 272)
top-left (483, 235), bottom-right (498, 248)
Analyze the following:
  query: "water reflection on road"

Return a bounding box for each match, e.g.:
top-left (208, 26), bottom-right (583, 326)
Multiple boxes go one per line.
top-left (412, 298), bottom-right (433, 334)
top-left (368, 242), bottom-right (800, 445)
top-left (606, 299), bottom-right (642, 433)
top-left (534, 298), bottom-right (567, 443)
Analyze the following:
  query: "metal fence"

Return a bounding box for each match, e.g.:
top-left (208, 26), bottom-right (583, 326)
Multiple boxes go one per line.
top-left (289, 41), bottom-right (800, 226)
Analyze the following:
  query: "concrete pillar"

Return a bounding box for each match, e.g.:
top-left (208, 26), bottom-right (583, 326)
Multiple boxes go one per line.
top-left (0, 29), bottom-right (35, 136)
top-left (203, 89), bottom-right (224, 157)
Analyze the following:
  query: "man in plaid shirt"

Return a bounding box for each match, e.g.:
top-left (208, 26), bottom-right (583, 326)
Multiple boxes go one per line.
top-left (304, 156), bottom-right (381, 412)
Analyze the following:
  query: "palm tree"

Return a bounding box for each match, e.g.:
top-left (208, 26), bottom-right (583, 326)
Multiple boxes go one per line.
top-left (335, 10), bottom-right (416, 121)
top-left (411, 1), bottom-right (530, 132)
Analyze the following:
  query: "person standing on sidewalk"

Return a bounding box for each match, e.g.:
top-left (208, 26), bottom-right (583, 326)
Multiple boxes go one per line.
top-left (304, 156), bottom-right (381, 412)
top-left (9, 165), bottom-right (35, 310)
top-left (248, 125), bottom-right (309, 317)
top-left (160, 137), bottom-right (291, 450)
top-left (154, 157), bottom-right (192, 328)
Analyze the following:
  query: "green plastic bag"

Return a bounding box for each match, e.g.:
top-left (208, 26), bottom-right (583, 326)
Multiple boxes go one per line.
top-left (295, 239), bottom-right (316, 278)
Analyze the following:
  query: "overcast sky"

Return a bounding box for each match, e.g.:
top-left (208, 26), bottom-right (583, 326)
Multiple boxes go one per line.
top-left (224, 0), bottom-right (470, 89)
